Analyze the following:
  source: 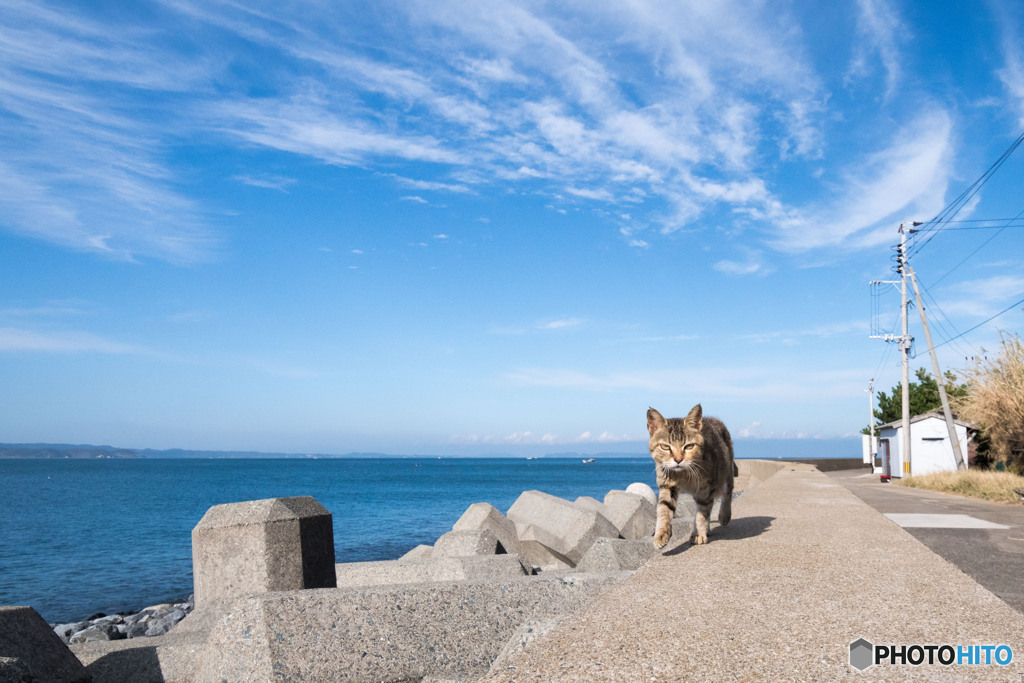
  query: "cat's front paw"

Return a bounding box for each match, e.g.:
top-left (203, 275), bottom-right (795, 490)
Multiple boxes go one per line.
top-left (690, 532), bottom-right (708, 545)
top-left (652, 530), bottom-right (671, 549)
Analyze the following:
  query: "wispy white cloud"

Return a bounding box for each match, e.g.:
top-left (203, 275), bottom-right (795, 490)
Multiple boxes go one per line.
top-left (0, 327), bottom-right (150, 355)
top-left (0, 1), bottom-right (220, 262)
top-left (939, 275), bottom-right (1024, 318)
top-left (847, 0), bottom-right (905, 99)
top-left (490, 317), bottom-right (586, 334)
top-left (232, 175), bottom-right (297, 192)
top-left (504, 365), bottom-right (866, 400)
top-left (539, 317), bottom-right (585, 330)
top-left (766, 108), bottom-right (954, 252)
top-left (994, 1), bottom-right (1024, 126)
top-left (0, 0), bottom-right (984, 264)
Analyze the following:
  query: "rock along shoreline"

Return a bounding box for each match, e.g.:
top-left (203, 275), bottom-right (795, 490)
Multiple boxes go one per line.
top-left (50, 595), bottom-right (195, 645)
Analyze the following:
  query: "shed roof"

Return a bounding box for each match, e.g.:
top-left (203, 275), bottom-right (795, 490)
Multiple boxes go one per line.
top-left (877, 411), bottom-right (975, 432)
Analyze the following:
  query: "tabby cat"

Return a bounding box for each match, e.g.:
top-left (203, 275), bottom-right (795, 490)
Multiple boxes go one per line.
top-left (647, 404), bottom-right (735, 549)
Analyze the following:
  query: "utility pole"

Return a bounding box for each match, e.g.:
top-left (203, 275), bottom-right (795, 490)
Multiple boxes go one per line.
top-left (866, 378), bottom-right (877, 468)
top-left (897, 222), bottom-right (913, 476)
top-left (867, 378), bottom-right (876, 445)
top-left (908, 267), bottom-right (966, 470)
top-left (869, 221), bottom-right (918, 477)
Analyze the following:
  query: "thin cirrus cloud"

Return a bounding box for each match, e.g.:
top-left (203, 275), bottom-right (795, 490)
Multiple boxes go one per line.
top-left (0, 327), bottom-right (150, 355)
top-left (1, 0), bottom-right (1019, 266)
top-left (0, 1), bottom-right (218, 262)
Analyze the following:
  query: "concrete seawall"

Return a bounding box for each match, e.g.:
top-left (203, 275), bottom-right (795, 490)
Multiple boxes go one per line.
top-left (484, 463), bottom-right (1024, 680)
top-left (12, 459), bottom-right (1024, 680)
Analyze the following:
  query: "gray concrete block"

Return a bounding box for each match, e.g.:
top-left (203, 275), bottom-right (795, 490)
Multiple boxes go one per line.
top-left (452, 502), bottom-right (519, 555)
top-left (401, 544), bottom-right (434, 560)
top-left (507, 491), bottom-right (620, 565)
top-left (0, 606), bottom-right (91, 683)
top-left (514, 523), bottom-right (574, 570)
top-left (603, 489), bottom-right (626, 505)
top-left (572, 495), bottom-right (606, 515)
top-left (434, 528), bottom-right (502, 557)
top-left (626, 482), bottom-right (657, 506)
top-left (575, 537), bottom-right (656, 572)
top-left (604, 492), bottom-right (656, 540)
top-left (191, 496), bottom-right (337, 608)
top-left (194, 573), bottom-right (628, 682)
top-left (334, 554), bottom-right (530, 587)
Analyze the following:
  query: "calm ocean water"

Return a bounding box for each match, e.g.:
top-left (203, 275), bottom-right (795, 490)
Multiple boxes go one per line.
top-left (0, 457), bottom-right (658, 623)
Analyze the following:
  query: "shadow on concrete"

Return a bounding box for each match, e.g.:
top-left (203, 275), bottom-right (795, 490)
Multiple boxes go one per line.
top-left (85, 644), bottom-right (165, 683)
top-left (662, 515), bottom-right (774, 556)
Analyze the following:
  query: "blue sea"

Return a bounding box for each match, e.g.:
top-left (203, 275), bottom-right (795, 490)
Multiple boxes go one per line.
top-left (1, 457), bottom-right (659, 623)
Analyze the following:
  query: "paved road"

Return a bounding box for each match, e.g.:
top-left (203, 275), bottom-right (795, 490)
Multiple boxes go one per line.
top-left (828, 468), bottom-right (1024, 614)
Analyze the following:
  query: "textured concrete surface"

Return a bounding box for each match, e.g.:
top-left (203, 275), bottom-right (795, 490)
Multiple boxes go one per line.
top-left (507, 490), bottom-right (621, 565)
top-left (484, 464), bottom-right (1024, 681)
top-left (575, 537), bottom-right (655, 573)
top-left (0, 606), bottom-right (91, 683)
top-left (602, 493), bottom-right (656, 540)
top-left (191, 496), bottom-right (336, 607)
top-left (194, 572), bottom-right (630, 682)
top-left (333, 554), bottom-right (531, 587)
top-left (452, 502), bottom-right (520, 555)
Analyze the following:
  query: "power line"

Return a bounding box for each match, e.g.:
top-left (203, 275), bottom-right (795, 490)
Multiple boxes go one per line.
top-left (907, 130), bottom-right (1024, 258)
top-left (930, 208), bottom-right (1024, 287)
top-left (931, 295), bottom-right (1024, 351)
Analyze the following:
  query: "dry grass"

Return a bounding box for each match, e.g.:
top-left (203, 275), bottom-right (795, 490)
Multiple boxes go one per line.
top-left (953, 332), bottom-right (1024, 471)
top-left (897, 469), bottom-right (1024, 505)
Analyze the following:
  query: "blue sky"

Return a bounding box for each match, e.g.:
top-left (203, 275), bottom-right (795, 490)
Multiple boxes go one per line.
top-left (1, 0), bottom-right (1023, 454)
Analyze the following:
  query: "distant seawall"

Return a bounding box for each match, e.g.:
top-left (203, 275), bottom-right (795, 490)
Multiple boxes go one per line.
top-left (784, 457), bottom-right (868, 472)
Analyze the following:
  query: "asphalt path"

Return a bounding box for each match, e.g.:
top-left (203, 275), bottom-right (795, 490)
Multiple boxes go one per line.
top-left (828, 468), bottom-right (1024, 615)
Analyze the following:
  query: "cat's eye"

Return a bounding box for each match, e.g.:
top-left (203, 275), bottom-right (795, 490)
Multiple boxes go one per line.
top-left (659, 444), bottom-right (670, 451)
top-left (684, 444), bottom-right (695, 451)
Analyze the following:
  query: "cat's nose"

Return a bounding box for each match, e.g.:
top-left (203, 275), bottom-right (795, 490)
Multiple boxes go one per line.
top-left (673, 457), bottom-right (684, 464)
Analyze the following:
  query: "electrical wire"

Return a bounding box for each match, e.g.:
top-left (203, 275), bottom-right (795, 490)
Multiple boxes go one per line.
top-left (931, 295), bottom-right (1024, 351)
top-left (930, 208), bottom-right (1024, 287)
top-left (906, 130), bottom-right (1024, 258)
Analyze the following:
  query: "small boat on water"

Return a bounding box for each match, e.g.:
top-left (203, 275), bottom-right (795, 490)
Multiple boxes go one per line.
top-left (582, 458), bottom-right (596, 464)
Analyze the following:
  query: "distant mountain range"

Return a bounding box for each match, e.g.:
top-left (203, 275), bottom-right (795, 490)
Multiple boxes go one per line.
top-left (0, 443), bottom-right (647, 460)
top-left (0, 443), bottom-right (391, 459)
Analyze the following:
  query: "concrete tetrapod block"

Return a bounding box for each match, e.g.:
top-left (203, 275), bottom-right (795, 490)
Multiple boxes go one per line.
top-left (507, 491), bottom-right (621, 565)
top-left (0, 606), bottom-right (91, 679)
top-left (191, 496), bottom-right (337, 607)
top-left (575, 537), bottom-right (657, 572)
top-left (0, 606), bottom-right (90, 683)
top-left (603, 492), bottom-right (656, 540)
top-left (514, 524), bottom-right (574, 571)
top-left (401, 544), bottom-right (434, 560)
top-left (625, 482), bottom-right (657, 506)
top-left (452, 502), bottom-right (519, 555)
top-left (433, 528), bottom-right (502, 557)
top-left (194, 573), bottom-right (629, 682)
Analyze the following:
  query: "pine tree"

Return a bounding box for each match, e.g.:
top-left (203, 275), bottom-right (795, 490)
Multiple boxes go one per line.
top-left (869, 368), bottom-right (968, 429)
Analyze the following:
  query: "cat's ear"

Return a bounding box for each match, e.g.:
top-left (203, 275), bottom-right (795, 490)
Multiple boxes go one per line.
top-left (646, 408), bottom-right (667, 435)
top-left (684, 404), bottom-right (703, 432)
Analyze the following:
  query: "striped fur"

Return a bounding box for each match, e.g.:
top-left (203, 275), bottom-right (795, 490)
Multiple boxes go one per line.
top-left (647, 404), bottom-right (735, 549)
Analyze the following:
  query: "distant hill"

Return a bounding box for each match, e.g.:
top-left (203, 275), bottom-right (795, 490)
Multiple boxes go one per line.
top-left (0, 443), bottom-right (393, 459)
top-left (0, 443), bottom-right (143, 459)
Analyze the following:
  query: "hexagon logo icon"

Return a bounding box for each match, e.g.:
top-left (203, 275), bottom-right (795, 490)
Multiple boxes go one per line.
top-left (849, 638), bottom-right (874, 671)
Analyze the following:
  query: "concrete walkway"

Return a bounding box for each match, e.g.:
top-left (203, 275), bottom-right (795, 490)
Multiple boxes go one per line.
top-left (484, 464), bottom-right (1024, 681)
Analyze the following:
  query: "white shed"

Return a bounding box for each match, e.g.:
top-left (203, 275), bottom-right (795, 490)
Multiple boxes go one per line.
top-left (874, 412), bottom-right (971, 477)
